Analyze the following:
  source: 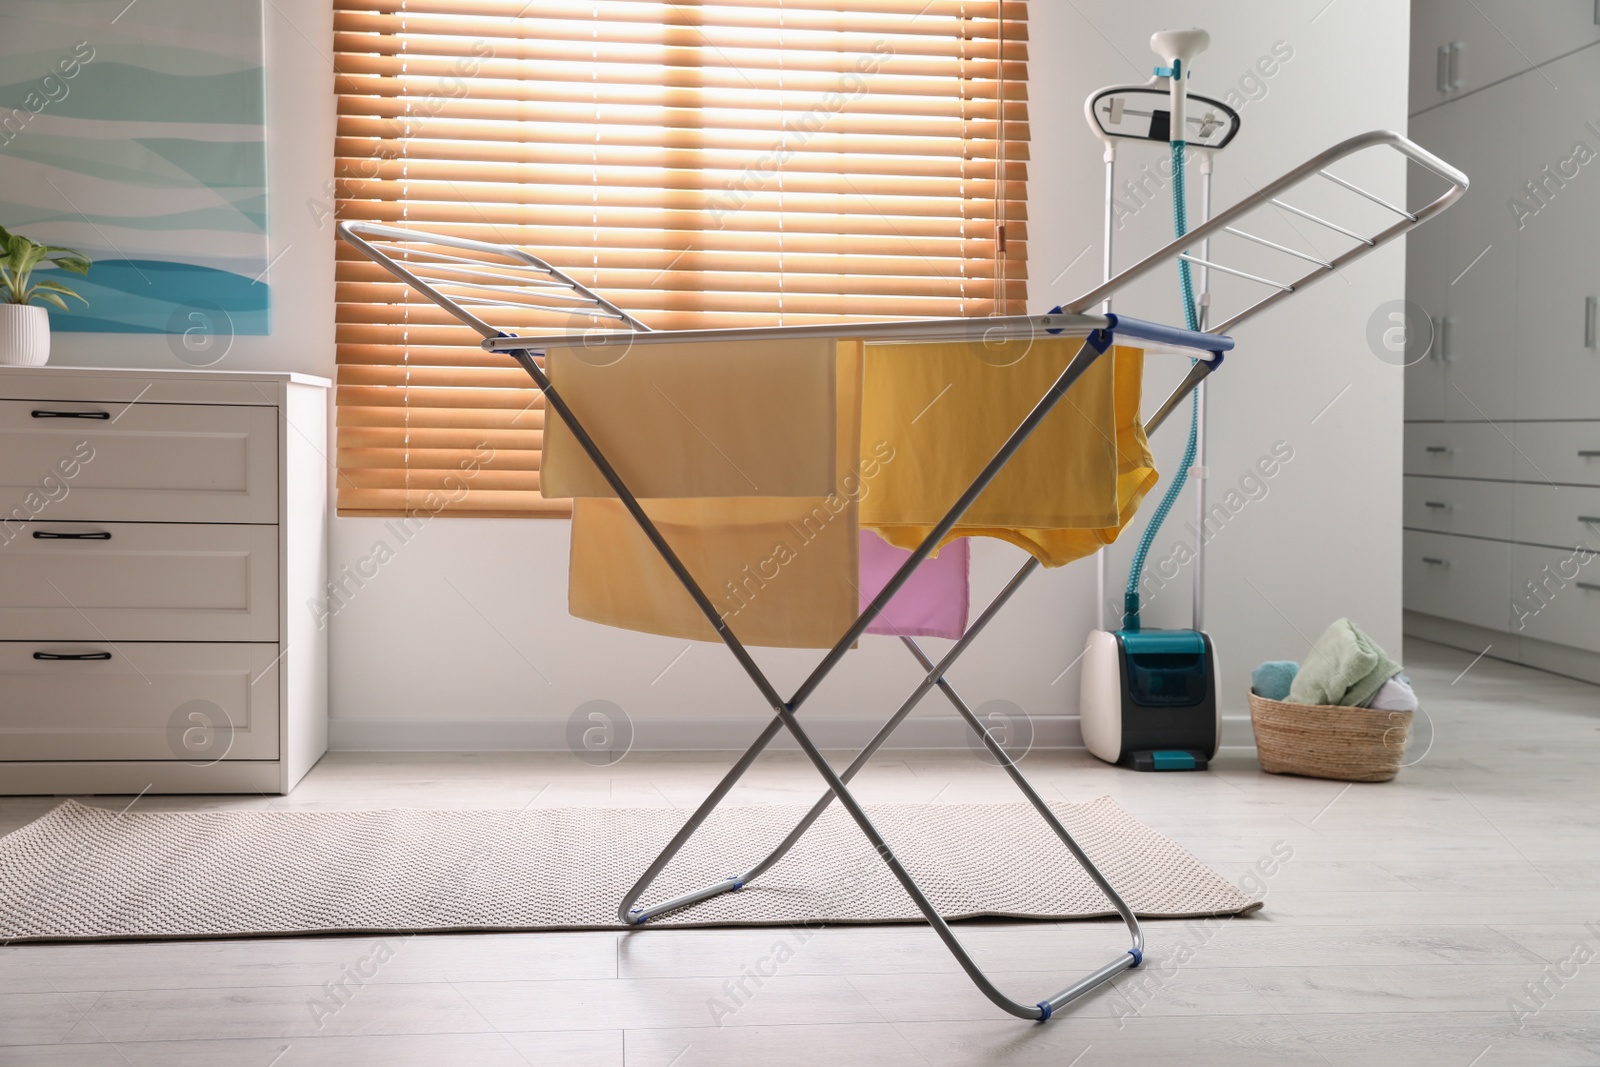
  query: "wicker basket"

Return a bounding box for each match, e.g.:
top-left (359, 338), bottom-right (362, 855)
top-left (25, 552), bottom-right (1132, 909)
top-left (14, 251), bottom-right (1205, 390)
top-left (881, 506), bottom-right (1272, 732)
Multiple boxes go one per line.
top-left (1248, 693), bottom-right (1412, 782)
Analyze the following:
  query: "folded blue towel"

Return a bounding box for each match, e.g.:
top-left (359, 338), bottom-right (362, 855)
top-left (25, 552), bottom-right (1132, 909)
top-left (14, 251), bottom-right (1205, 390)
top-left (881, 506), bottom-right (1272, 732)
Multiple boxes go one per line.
top-left (1252, 660), bottom-right (1299, 701)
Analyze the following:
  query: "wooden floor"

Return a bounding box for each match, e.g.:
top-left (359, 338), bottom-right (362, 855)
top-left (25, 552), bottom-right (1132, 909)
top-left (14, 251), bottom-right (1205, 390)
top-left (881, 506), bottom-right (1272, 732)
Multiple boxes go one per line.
top-left (2, 638), bottom-right (1598, 1066)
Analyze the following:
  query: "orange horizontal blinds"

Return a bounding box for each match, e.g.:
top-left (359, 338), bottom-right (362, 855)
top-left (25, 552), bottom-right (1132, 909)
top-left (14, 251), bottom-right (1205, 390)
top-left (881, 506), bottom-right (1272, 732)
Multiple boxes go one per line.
top-left (333, 0), bottom-right (1029, 517)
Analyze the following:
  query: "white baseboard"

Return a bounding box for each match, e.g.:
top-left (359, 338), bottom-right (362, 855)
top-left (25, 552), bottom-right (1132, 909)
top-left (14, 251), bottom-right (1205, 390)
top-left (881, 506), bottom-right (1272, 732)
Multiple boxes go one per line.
top-left (1403, 610), bottom-right (1600, 687)
top-left (329, 713), bottom-right (1258, 753)
top-left (331, 714), bottom-right (1081, 753)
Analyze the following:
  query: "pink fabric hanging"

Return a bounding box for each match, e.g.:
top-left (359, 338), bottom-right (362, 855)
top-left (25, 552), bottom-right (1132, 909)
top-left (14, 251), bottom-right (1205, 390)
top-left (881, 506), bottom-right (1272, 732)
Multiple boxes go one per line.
top-left (859, 530), bottom-right (969, 640)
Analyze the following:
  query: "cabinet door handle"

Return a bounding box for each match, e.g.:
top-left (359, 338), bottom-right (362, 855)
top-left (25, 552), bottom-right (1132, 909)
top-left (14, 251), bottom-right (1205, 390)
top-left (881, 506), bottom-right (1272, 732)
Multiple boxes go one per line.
top-left (1578, 582), bottom-right (1600, 593)
top-left (1436, 45), bottom-right (1451, 93)
top-left (1578, 515), bottom-right (1600, 524)
top-left (32, 651), bottom-right (113, 661)
top-left (1423, 501), bottom-right (1451, 510)
top-left (1580, 450), bottom-right (1600, 458)
top-left (1421, 556), bottom-right (1450, 567)
top-left (1425, 445), bottom-right (1452, 454)
top-left (1448, 41), bottom-right (1464, 90)
top-left (31, 530), bottom-right (112, 541)
top-left (1586, 296), bottom-right (1598, 351)
top-left (31, 409), bottom-right (109, 420)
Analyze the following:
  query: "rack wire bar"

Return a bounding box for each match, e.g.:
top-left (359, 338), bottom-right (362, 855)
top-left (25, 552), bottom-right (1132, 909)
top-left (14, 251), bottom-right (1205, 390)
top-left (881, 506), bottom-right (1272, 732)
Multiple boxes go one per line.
top-left (1267, 199), bottom-right (1376, 245)
top-left (1222, 226), bottom-right (1335, 269)
top-left (1317, 168), bottom-right (1418, 220)
top-left (334, 126), bottom-right (1465, 1024)
top-left (1175, 253), bottom-right (1294, 292)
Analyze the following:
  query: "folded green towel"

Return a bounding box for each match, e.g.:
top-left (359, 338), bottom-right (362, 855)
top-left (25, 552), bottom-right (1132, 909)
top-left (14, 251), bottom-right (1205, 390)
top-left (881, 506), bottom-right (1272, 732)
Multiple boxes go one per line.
top-left (1251, 661), bottom-right (1299, 701)
top-left (1286, 618), bottom-right (1400, 707)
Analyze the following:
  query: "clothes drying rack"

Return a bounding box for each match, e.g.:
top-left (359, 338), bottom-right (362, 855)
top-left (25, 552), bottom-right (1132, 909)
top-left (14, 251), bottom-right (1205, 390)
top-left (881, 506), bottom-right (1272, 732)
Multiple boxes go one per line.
top-left (339, 129), bottom-right (1466, 1022)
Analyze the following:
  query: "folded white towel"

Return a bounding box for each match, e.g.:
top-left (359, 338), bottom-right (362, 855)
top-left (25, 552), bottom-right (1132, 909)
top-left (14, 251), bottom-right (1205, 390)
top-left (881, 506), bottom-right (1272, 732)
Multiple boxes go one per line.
top-left (1368, 673), bottom-right (1419, 712)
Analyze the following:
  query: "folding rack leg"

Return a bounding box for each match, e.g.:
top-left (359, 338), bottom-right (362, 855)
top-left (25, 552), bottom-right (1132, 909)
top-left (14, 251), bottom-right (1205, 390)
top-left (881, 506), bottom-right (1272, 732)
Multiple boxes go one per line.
top-left (510, 333), bottom-right (1142, 1021)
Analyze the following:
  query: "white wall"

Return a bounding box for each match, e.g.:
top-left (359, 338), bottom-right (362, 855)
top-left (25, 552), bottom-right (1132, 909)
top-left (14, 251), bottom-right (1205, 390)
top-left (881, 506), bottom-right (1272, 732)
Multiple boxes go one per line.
top-left (49, 0), bottom-right (1411, 752)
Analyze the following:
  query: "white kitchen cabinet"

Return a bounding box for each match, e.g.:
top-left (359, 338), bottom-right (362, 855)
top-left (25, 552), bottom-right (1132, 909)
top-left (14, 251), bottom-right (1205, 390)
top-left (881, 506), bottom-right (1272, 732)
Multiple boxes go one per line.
top-left (1404, 529), bottom-right (1511, 633)
top-left (1412, 1), bottom-right (1600, 110)
top-left (1509, 543), bottom-right (1600, 653)
top-left (1404, 7), bottom-right (1600, 681)
top-left (1402, 475), bottom-right (1514, 540)
top-left (1439, 75), bottom-right (1521, 421)
top-left (1403, 420), bottom-right (1516, 481)
top-left (1513, 47), bottom-right (1600, 420)
top-left (1405, 104), bottom-right (1451, 420)
top-left (1512, 482), bottom-right (1600, 550)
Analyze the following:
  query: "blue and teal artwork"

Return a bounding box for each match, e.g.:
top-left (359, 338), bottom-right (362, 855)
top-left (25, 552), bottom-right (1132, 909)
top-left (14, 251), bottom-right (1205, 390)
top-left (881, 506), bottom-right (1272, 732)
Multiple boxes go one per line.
top-left (0, 0), bottom-right (268, 334)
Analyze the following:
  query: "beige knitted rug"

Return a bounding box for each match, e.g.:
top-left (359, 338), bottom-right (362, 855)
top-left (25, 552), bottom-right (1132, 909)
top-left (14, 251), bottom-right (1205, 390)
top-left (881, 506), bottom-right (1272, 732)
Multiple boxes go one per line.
top-left (0, 796), bottom-right (1260, 942)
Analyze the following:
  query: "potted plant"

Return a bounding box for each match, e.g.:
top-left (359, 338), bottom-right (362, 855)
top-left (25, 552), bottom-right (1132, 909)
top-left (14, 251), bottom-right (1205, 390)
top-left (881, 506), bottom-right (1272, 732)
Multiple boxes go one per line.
top-left (0, 225), bottom-right (90, 366)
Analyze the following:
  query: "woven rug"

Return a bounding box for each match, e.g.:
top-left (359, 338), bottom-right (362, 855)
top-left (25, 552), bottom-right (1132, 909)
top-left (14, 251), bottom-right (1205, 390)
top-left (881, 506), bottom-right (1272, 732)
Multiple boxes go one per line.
top-left (0, 796), bottom-right (1259, 942)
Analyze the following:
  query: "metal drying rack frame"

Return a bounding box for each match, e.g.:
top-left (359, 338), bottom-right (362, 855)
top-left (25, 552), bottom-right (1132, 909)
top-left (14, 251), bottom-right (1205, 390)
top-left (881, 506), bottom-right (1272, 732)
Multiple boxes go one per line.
top-left (338, 129), bottom-right (1465, 1022)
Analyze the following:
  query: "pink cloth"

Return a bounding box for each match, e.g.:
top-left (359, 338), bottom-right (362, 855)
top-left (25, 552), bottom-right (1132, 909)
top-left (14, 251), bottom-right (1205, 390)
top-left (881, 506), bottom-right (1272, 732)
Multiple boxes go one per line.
top-left (859, 530), bottom-right (970, 640)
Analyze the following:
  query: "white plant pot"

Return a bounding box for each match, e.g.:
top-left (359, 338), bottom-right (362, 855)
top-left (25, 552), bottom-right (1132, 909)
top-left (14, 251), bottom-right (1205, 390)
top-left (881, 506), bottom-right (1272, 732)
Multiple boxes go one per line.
top-left (0, 304), bottom-right (50, 367)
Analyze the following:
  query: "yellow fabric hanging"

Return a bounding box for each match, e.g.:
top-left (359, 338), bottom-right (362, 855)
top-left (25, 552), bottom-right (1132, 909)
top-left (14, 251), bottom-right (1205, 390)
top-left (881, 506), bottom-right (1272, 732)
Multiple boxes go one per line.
top-left (541, 336), bottom-right (839, 500)
top-left (565, 342), bottom-right (865, 648)
top-left (859, 341), bottom-right (1156, 568)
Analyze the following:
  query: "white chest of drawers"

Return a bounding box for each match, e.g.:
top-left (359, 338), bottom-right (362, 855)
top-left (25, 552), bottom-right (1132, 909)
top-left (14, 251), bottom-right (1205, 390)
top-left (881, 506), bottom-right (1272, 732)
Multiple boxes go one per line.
top-left (0, 366), bottom-right (329, 795)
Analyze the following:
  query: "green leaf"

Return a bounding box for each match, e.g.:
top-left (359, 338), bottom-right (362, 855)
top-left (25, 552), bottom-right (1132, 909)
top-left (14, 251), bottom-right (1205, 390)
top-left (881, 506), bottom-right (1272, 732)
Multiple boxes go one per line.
top-left (49, 254), bottom-right (92, 275)
top-left (13, 246), bottom-right (45, 282)
top-left (0, 231), bottom-right (25, 264)
top-left (30, 291), bottom-right (70, 312)
top-left (31, 278), bottom-right (87, 305)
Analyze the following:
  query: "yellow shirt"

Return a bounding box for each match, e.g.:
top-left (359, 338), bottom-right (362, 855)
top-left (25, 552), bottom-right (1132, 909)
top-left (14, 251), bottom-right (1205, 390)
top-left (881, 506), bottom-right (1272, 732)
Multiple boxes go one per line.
top-left (860, 341), bottom-right (1157, 568)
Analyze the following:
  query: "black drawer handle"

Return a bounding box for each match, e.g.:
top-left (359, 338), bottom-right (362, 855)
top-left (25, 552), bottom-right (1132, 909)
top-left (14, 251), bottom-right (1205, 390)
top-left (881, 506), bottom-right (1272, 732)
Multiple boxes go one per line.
top-left (31, 410), bottom-right (110, 420)
top-left (1579, 582), bottom-right (1600, 593)
top-left (1581, 450), bottom-right (1600, 458)
top-left (33, 651), bottom-right (112, 661)
top-left (32, 530), bottom-right (111, 541)
top-left (1579, 516), bottom-right (1600, 524)
top-left (1423, 501), bottom-right (1451, 510)
top-left (1421, 556), bottom-right (1450, 567)
top-left (1424, 446), bottom-right (1452, 454)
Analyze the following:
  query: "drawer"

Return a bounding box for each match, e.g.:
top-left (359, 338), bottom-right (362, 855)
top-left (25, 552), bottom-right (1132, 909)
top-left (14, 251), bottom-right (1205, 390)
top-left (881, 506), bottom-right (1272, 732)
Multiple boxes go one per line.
top-left (0, 642), bottom-right (279, 761)
top-left (1512, 483), bottom-right (1600, 551)
top-left (1403, 530), bottom-right (1510, 632)
top-left (1402, 476), bottom-right (1513, 540)
top-left (1404, 422), bottom-right (1514, 480)
top-left (1512, 422), bottom-right (1600, 487)
top-left (1509, 543), bottom-right (1600, 653)
top-left (0, 522), bottom-right (277, 642)
top-left (0, 400), bottom-right (277, 523)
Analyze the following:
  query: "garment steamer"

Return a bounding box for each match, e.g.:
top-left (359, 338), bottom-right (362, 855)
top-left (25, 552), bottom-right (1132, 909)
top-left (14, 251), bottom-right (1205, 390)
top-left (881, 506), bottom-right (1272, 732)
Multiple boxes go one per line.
top-left (1080, 30), bottom-right (1238, 772)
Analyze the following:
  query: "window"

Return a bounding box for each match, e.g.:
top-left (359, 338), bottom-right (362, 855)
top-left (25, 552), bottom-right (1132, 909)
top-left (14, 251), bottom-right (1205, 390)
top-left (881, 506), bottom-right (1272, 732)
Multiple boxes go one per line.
top-left (333, 0), bottom-right (1028, 517)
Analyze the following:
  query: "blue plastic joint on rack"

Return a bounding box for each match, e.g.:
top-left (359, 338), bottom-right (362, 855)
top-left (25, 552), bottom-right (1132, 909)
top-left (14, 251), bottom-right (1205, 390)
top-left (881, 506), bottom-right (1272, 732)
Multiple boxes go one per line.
top-left (1128, 946), bottom-right (1144, 967)
top-left (1035, 1001), bottom-right (1053, 1022)
top-left (1101, 312), bottom-right (1233, 352)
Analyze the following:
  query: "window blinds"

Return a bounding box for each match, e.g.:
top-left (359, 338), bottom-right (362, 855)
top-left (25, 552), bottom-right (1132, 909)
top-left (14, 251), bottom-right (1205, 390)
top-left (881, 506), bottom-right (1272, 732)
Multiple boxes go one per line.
top-left (333, 0), bottom-right (1029, 517)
